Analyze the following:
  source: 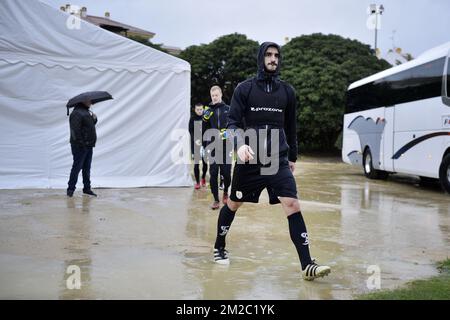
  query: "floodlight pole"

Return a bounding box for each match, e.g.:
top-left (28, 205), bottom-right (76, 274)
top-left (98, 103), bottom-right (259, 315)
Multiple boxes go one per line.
top-left (371, 4), bottom-right (384, 53)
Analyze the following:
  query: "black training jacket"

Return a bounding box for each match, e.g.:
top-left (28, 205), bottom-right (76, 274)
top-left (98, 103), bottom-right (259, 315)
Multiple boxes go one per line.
top-left (227, 42), bottom-right (298, 162)
top-left (69, 105), bottom-right (97, 147)
top-left (202, 102), bottom-right (230, 142)
top-left (189, 113), bottom-right (207, 154)
top-left (203, 102), bottom-right (230, 131)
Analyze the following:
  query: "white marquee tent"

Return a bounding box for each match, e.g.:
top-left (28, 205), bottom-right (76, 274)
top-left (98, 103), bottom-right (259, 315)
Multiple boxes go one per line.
top-left (0, 0), bottom-right (192, 189)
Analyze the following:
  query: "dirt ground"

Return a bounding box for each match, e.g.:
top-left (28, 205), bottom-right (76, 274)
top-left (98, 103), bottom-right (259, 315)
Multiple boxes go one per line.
top-left (0, 156), bottom-right (449, 299)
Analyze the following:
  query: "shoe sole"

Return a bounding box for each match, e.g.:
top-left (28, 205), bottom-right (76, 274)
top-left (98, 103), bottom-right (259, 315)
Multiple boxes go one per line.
top-left (214, 259), bottom-right (230, 265)
top-left (303, 268), bottom-right (331, 281)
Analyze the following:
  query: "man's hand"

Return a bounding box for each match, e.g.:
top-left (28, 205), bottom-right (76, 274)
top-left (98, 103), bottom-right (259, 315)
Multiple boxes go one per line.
top-left (90, 111), bottom-right (97, 124)
top-left (289, 161), bottom-right (295, 173)
top-left (237, 145), bottom-right (255, 162)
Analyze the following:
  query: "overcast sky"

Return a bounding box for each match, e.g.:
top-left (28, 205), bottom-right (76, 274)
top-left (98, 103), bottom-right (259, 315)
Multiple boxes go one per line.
top-left (42, 0), bottom-right (450, 58)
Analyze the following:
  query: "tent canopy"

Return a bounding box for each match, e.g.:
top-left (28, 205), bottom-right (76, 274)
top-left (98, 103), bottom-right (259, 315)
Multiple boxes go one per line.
top-left (0, 0), bottom-right (192, 188)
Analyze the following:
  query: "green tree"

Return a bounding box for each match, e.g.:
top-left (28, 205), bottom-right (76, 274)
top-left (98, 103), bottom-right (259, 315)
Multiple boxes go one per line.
top-left (179, 33), bottom-right (259, 107)
top-left (282, 33), bottom-right (391, 152)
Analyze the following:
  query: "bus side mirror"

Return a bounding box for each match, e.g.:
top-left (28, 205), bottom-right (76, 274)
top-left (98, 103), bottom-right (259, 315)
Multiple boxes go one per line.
top-left (443, 55), bottom-right (450, 107)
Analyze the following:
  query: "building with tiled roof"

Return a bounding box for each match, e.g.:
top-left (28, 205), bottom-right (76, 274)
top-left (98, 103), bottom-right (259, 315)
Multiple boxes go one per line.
top-left (60, 4), bottom-right (181, 55)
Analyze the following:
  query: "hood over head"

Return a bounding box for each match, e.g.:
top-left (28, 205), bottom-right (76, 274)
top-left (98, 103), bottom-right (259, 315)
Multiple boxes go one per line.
top-left (257, 42), bottom-right (282, 81)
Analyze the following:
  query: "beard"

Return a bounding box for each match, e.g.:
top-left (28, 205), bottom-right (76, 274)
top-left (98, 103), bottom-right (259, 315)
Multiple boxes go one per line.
top-left (265, 64), bottom-right (277, 73)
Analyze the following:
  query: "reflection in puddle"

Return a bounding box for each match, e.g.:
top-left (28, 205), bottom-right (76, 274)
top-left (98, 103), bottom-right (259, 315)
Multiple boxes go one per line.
top-left (0, 157), bottom-right (449, 299)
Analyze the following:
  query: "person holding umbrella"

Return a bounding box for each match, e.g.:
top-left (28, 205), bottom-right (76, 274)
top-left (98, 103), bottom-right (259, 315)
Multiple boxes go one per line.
top-left (66, 91), bottom-right (112, 197)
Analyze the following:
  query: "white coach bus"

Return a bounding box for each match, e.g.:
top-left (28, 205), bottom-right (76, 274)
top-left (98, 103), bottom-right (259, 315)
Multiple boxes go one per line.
top-left (342, 42), bottom-right (450, 193)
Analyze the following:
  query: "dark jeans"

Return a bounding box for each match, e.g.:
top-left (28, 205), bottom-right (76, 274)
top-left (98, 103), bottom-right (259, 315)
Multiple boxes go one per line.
top-left (67, 144), bottom-right (93, 191)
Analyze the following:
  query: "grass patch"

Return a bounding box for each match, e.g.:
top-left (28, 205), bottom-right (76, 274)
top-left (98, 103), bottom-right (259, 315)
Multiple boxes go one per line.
top-left (357, 259), bottom-right (450, 300)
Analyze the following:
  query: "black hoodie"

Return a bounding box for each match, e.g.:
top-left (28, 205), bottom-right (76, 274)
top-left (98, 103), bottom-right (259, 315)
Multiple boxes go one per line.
top-left (227, 42), bottom-right (298, 162)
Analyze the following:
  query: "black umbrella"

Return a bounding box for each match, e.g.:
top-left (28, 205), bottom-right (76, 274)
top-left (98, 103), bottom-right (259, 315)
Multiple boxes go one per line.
top-left (66, 91), bottom-right (113, 115)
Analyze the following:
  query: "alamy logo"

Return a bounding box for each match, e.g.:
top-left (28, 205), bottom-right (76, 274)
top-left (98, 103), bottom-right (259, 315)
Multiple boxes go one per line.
top-left (250, 107), bottom-right (283, 113)
top-left (171, 125), bottom-right (281, 175)
top-left (366, 265), bottom-right (381, 290)
top-left (66, 265), bottom-right (81, 289)
top-left (65, 5), bottom-right (82, 30)
top-left (301, 232), bottom-right (309, 245)
top-left (219, 226), bottom-right (230, 236)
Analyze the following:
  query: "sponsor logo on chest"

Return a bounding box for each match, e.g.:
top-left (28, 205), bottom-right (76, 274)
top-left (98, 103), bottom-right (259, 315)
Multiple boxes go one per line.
top-left (250, 106), bottom-right (284, 113)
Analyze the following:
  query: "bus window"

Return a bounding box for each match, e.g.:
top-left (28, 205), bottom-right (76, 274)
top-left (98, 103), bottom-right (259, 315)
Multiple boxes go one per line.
top-left (346, 57), bottom-right (446, 114)
top-left (383, 57), bottom-right (445, 106)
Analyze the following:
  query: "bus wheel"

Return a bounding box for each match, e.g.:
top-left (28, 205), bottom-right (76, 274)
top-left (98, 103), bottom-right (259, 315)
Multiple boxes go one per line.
top-left (363, 148), bottom-right (388, 180)
top-left (439, 154), bottom-right (450, 194)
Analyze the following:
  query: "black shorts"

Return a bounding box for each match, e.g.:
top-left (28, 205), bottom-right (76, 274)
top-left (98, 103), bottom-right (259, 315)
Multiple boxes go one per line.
top-left (229, 158), bottom-right (298, 204)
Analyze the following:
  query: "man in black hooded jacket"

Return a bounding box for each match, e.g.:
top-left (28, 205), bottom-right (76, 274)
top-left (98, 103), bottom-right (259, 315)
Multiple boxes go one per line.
top-left (212, 42), bottom-right (331, 281)
top-left (189, 102), bottom-right (208, 189)
top-left (67, 101), bottom-right (98, 197)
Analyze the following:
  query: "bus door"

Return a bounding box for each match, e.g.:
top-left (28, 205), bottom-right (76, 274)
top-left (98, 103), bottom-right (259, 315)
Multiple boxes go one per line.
top-left (382, 107), bottom-right (395, 172)
top-left (393, 57), bottom-right (447, 177)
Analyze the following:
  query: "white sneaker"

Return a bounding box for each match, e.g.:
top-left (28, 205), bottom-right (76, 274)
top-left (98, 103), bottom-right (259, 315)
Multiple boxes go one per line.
top-left (213, 248), bottom-right (230, 265)
top-left (302, 262), bottom-right (331, 281)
